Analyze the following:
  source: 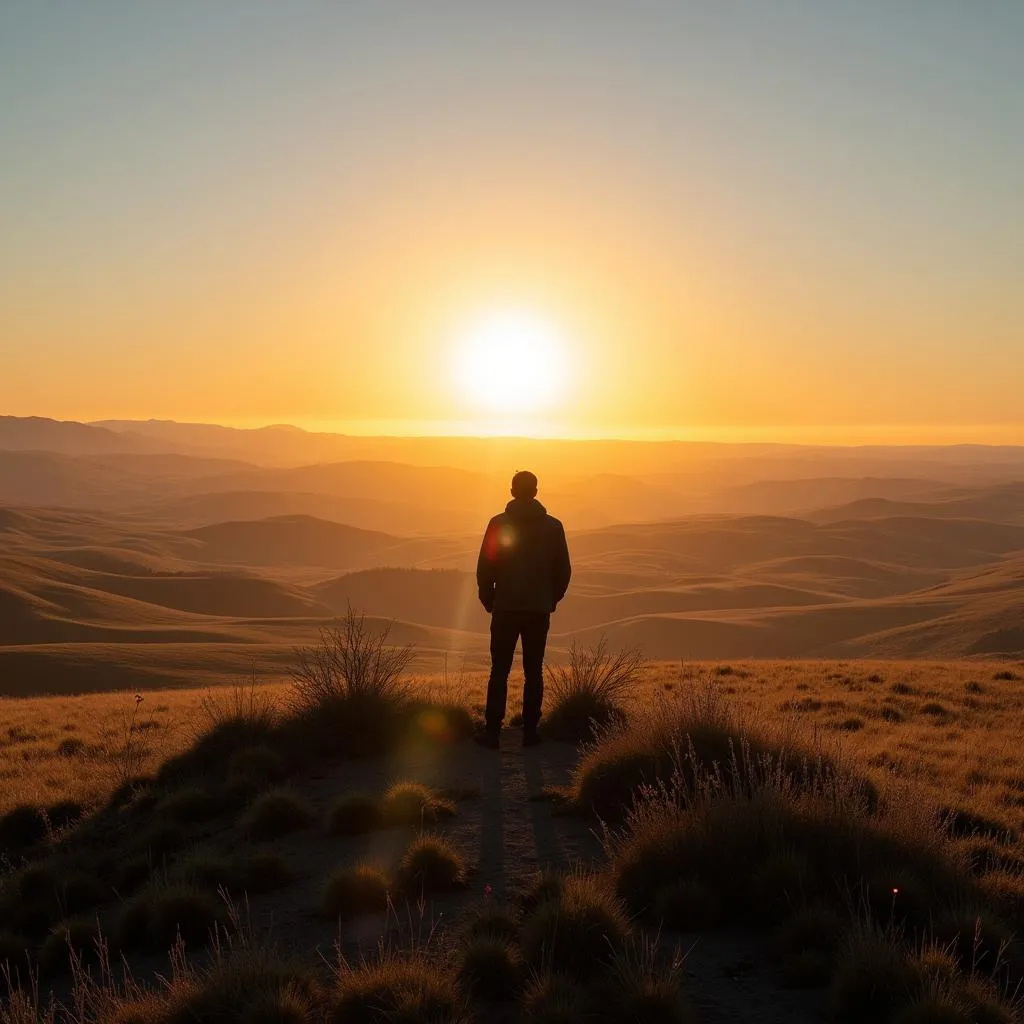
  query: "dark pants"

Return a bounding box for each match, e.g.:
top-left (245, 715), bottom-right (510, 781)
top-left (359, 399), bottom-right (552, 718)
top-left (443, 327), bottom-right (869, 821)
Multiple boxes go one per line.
top-left (485, 609), bottom-right (550, 733)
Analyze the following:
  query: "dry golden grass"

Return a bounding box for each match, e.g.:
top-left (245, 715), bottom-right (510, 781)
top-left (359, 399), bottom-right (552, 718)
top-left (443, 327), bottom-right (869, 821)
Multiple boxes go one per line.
top-left (3, 659), bottom-right (1024, 838)
top-left (0, 683), bottom-right (288, 815)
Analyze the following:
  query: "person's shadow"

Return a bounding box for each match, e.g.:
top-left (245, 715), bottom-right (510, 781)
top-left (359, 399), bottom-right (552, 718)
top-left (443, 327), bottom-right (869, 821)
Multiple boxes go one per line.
top-left (475, 740), bottom-right (506, 900)
top-left (522, 746), bottom-right (567, 872)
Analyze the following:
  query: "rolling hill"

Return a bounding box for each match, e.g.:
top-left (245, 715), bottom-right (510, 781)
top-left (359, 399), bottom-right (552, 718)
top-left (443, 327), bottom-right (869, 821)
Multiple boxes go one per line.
top-left (1, 424), bottom-right (1023, 693)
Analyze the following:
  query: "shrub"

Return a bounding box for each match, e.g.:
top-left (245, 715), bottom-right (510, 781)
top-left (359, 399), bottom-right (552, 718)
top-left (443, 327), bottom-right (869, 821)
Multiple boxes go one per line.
top-left (321, 865), bottom-right (390, 919)
top-left (544, 638), bottom-right (643, 742)
top-left (520, 972), bottom-right (586, 1024)
top-left (14, 862), bottom-right (58, 903)
top-left (404, 700), bottom-right (476, 746)
top-left (381, 781), bottom-right (455, 827)
top-left (114, 856), bottom-right (153, 895)
top-left (522, 872), bottom-right (629, 980)
top-left (932, 903), bottom-right (1014, 973)
top-left (458, 935), bottom-right (523, 1001)
top-left (241, 789), bottom-right (315, 840)
top-left (829, 929), bottom-right (921, 1023)
top-left (117, 884), bottom-right (224, 952)
top-left (652, 878), bottom-right (720, 930)
top-left (992, 671), bottom-right (1018, 682)
top-left (291, 609), bottom-right (414, 708)
top-left (395, 835), bottom-right (466, 894)
top-left (160, 681), bottom-right (279, 785)
top-left (600, 935), bottom-right (693, 1024)
top-left (774, 905), bottom-right (847, 988)
top-left (227, 745), bottom-right (288, 786)
top-left (327, 792), bottom-right (382, 836)
top-left (519, 869), bottom-right (564, 914)
top-left (156, 786), bottom-right (226, 824)
top-left (149, 886), bottom-right (226, 948)
top-left (39, 916), bottom-right (102, 976)
top-left (237, 852), bottom-right (292, 894)
top-left (604, 713), bottom-right (970, 938)
top-left (464, 904), bottom-right (520, 944)
top-left (7, 861), bottom-right (105, 922)
top-left (0, 804), bottom-right (48, 853)
top-left (162, 945), bottom-right (320, 1024)
top-left (571, 682), bottom-right (865, 822)
top-left (45, 800), bottom-right (83, 831)
top-left (178, 851), bottom-right (291, 896)
top-left (135, 821), bottom-right (188, 858)
top-left (60, 870), bottom-right (108, 916)
top-left (330, 953), bottom-right (462, 1024)
top-left (285, 610), bottom-right (414, 759)
top-left (0, 929), bottom-right (29, 967)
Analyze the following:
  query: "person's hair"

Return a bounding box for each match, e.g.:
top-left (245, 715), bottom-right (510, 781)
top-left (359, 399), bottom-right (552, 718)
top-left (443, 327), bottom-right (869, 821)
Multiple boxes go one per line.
top-left (511, 470), bottom-right (538, 499)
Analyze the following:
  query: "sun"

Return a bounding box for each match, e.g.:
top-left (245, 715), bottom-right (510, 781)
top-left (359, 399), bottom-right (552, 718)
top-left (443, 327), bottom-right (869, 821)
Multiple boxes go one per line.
top-left (452, 309), bottom-right (569, 415)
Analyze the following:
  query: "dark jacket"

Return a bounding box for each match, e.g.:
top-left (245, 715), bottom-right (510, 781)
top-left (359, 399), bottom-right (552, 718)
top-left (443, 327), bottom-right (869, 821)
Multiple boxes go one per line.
top-left (476, 498), bottom-right (571, 614)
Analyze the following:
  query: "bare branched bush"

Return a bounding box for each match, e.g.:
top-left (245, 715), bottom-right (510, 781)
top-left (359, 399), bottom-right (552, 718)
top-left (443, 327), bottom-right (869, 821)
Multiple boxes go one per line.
top-left (288, 607), bottom-right (414, 713)
top-left (544, 636), bottom-right (645, 741)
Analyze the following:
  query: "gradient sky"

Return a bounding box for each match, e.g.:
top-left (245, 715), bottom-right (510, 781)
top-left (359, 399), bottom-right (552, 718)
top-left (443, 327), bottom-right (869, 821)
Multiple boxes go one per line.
top-left (1, 1), bottom-right (1021, 441)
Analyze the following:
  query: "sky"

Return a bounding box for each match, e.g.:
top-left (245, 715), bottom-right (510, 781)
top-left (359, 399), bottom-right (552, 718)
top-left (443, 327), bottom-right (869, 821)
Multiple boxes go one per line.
top-left (1, 1), bottom-right (1022, 442)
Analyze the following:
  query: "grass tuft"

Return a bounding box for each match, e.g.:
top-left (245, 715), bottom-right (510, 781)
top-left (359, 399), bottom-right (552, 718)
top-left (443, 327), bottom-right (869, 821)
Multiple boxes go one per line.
top-left (0, 803), bottom-right (48, 854)
top-left (326, 792), bottom-right (382, 836)
top-left (227, 745), bottom-right (288, 786)
top-left (39, 916), bottom-right (103, 976)
top-left (518, 868), bottom-right (564, 915)
top-left (829, 928), bottom-right (922, 1023)
top-left (520, 972), bottom-right (586, 1024)
top-left (522, 872), bottom-right (629, 980)
top-left (177, 850), bottom-right (291, 895)
top-left (155, 785), bottom-right (226, 824)
top-left (330, 953), bottom-right (462, 1024)
top-left (652, 878), bottom-right (720, 930)
top-left (457, 935), bottom-right (523, 1001)
top-left (117, 883), bottom-right (225, 952)
top-left (395, 834), bottom-right (466, 894)
top-left (381, 781), bottom-right (456, 827)
top-left (321, 864), bottom-right (390, 920)
top-left (602, 935), bottom-right (693, 1024)
top-left (464, 904), bottom-right (520, 944)
top-left (162, 944), bottom-right (320, 1024)
top-left (241, 788), bottom-right (316, 840)
top-left (544, 637), bottom-right (642, 742)
top-left (774, 904), bottom-right (847, 988)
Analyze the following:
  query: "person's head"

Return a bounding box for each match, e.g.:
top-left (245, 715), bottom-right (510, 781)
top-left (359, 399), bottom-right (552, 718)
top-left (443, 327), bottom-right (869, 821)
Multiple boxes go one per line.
top-left (510, 470), bottom-right (538, 500)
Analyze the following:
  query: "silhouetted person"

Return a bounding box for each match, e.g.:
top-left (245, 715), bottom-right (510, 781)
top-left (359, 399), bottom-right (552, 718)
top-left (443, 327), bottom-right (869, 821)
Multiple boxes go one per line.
top-left (475, 470), bottom-right (571, 748)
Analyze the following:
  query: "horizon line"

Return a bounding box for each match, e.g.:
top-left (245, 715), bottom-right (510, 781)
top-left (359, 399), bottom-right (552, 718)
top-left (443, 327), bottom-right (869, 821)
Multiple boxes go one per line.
top-left (71, 415), bottom-right (1024, 448)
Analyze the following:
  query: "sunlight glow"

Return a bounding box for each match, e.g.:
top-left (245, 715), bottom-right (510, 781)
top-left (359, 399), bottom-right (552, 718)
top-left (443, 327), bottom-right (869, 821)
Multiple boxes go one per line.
top-left (452, 309), bottom-right (569, 415)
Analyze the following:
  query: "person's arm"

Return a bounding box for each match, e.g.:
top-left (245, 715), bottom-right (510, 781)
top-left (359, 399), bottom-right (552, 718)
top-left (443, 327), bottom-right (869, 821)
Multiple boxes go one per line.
top-left (552, 521), bottom-right (571, 608)
top-left (476, 518), bottom-right (499, 612)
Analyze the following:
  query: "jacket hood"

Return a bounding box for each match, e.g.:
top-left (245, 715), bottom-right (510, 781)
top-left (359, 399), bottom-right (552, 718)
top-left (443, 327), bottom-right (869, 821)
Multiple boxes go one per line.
top-left (505, 497), bottom-right (547, 517)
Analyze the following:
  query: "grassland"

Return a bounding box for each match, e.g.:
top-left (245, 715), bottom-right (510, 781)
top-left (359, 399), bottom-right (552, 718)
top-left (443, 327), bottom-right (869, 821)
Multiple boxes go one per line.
top-left (3, 658), bottom-right (1023, 832)
top-left (4, 651), bottom-right (1024, 1022)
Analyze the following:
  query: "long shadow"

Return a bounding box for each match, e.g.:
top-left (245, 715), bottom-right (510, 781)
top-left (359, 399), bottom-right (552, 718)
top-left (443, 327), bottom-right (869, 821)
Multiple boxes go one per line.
top-left (522, 748), bottom-right (568, 872)
top-left (475, 740), bottom-right (506, 901)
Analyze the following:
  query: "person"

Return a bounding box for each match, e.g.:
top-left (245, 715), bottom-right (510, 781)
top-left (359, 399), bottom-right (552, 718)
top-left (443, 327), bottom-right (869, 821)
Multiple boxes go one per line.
top-left (474, 470), bottom-right (571, 748)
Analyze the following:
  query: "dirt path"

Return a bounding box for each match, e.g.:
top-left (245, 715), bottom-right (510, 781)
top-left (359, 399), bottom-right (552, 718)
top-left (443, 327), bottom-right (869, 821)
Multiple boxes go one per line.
top-left (239, 730), bottom-right (599, 959)
top-left (225, 731), bottom-right (823, 1021)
